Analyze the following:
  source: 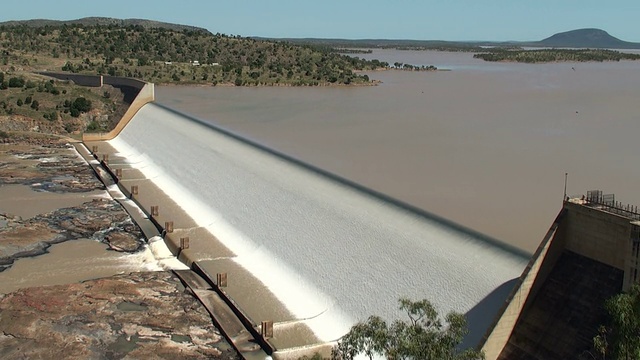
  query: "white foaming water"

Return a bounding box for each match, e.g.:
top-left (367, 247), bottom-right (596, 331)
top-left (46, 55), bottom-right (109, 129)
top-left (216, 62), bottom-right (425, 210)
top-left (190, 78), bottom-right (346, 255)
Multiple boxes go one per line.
top-left (109, 103), bottom-right (529, 346)
top-left (124, 236), bottom-right (189, 271)
top-left (110, 136), bottom-right (352, 341)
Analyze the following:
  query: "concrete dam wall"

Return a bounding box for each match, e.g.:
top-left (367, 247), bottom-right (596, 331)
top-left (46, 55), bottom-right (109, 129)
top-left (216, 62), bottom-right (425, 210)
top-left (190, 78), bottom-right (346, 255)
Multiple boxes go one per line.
top-left (107, 103), bottom-right (530, 352)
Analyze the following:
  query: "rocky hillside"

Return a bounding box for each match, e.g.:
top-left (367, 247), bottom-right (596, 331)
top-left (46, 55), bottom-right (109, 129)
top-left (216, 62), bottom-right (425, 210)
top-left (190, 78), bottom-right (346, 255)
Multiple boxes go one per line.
top-left (0, 72), bottom-right (128, 135)
top-left (0, 19), bottom-right (386, 86)
top-left (0, 17), bottom-right (208, 33)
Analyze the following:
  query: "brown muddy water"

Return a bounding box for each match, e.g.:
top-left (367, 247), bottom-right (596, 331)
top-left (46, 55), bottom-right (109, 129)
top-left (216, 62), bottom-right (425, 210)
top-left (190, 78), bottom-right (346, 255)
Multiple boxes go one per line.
top-left (0, 184), bottom-right (106, 219)
top-left (0, 239), bottom-right (153, 294)
top-left (157, 50), bottom-right (640, 252)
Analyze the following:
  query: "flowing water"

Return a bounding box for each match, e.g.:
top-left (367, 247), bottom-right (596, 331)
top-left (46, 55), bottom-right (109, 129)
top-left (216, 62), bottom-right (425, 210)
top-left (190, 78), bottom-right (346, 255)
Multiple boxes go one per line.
top-left (157, 50), bottom-right (640, 252)
top-left (109, 103), bottom-right (530, 345)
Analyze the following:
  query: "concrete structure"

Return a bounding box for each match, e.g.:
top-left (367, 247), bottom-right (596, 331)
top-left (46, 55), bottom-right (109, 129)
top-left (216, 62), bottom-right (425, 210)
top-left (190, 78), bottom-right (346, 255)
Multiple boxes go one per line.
top-left (86, 101), bottom-right (531, 358)
top-left (82, 81), bottom-right (154, 142)
top-left (489, 194), bottom-right (640, 360)
top-left (82, 81), bottom-right (639, 359)
top-left (37, 72), bottom-right (155, 142)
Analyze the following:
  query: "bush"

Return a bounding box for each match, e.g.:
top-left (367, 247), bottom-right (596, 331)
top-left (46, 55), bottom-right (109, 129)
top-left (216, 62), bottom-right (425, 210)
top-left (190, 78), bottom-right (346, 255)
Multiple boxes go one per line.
top-left (8, 77), bottom-right (25, 88)
top-left (25, 96), bottom-right (32, 104)
top-left (86, 120), bottom-right (100, 132)
top-left (0, 130), bottom-right (8, 138)
top-left (30, 100), bottom-right (39, 110)
top-left (43, 111), bottom-right (57, 121)
top-left (72, 97), bottom-right (92, 112)
top-left (16, 99), bottom-right (23, 106)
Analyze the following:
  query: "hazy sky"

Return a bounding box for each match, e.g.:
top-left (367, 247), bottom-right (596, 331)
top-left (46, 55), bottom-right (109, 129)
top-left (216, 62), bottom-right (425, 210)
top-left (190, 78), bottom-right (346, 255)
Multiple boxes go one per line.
top-left (2, 0), bottom-right (638, 42)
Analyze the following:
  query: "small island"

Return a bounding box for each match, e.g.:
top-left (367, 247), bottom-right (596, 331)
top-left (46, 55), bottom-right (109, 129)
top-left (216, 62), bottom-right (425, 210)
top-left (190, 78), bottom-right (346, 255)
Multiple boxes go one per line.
top-left (473, 48), bottom-right (640, 63)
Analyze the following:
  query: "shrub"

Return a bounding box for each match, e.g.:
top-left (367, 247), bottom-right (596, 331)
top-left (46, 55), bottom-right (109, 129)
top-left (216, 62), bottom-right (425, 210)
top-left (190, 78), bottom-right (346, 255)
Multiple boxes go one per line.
top-left (86, 120), bottom-right (100, 132)
top-left (72, 97), bottom-right (92, 112)
top-left (8, 77), bottom-right (25, 88)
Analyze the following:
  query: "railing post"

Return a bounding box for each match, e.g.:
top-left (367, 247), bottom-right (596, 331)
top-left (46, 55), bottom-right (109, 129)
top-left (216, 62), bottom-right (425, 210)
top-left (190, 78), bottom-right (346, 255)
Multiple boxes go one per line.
top-left (164, 221), bottom-right (173, 233)
top-left (216, 273), bottom-right (227, 288)
top-left (261, 321), bottom-right (274, 339)
top-left (180, 237), bottom-right (190, 250)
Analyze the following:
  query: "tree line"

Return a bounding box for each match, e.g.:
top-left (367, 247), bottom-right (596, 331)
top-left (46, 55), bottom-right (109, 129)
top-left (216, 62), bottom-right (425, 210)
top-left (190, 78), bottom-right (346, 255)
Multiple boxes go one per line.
top-left (0, 24), bottom-right (389, 86)
top-left (473, 49), bottom-right (640, 63)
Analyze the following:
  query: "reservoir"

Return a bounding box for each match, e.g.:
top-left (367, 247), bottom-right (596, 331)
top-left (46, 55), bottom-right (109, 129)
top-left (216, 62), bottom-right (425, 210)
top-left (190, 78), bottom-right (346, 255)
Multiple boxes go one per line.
top-left (157, 50), bottom-right (640, 252)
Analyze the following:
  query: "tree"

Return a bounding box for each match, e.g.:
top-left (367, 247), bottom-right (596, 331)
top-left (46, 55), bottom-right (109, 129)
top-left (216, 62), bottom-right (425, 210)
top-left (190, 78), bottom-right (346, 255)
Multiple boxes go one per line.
top-left (72, 97), bottom-right (92, 112)
top-left (8, 77), bottom-right (25, 88)
top-left (594, 285), bottom-right (640, 360)
top-left (30, 100), bottom-right (39, 110)
top-left (333, 298), bottom-right (484, 360)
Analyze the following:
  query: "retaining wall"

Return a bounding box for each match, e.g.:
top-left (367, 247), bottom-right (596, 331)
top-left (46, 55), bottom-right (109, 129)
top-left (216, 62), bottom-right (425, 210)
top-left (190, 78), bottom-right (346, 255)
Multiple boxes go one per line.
top-left (563, 201), bottom-right (632, 271)
top-left (480, 208), bottom-right (566, 360)
top-left (37, 72), bottom-right (103, 87)
top-left (82, 82), bottom-right (155, 142)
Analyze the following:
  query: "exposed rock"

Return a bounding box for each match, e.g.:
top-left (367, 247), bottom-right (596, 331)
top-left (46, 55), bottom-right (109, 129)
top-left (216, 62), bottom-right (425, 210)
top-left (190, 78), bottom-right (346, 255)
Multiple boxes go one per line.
top-left (0, 271), bottom-right (239, 359)
top-left (0, 198), bottom-right (145, 271)
top-left (0, 142), bottom-right (103, 192)
top-left (0, 139), bottom-right (144, 271)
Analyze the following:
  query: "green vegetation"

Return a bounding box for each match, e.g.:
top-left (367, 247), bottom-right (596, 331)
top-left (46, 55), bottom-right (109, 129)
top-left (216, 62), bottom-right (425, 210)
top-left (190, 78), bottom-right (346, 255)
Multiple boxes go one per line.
top-left (593, 285), bottom-right (640, 360)
top-left (473, 49), bottom-right (640, 63)
top-left (0, 71), bottom-right (126, 134)
top-left (333, 298), bottom-right (484, 360)
top-left (0, 23), bottom-right (387, 86)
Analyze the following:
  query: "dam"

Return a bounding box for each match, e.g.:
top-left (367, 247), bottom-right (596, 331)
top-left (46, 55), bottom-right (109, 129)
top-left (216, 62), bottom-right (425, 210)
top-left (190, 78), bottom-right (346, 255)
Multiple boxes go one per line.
top-left (86, 100), bottom-right (531, 356)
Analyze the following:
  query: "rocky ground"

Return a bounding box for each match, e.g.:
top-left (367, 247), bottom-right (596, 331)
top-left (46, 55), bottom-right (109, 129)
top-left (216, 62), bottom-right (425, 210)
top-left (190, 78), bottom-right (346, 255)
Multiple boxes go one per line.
top-left (0, 135), bottom-right (144, 270)
top-left (0, 271), bottom-right (239, 359)
top-left (0, 134), bottom-right (239, 359)
top-left (0, 198), bottom-right (144, 271)
top-left (0, 133), bottom-right (102, 192)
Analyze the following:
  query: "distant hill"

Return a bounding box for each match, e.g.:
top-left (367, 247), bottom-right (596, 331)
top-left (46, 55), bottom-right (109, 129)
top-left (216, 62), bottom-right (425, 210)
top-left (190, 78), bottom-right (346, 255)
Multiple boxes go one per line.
top-left (535, 28), bottom-right (640, 49)
top-left (263, 28), bottom-right (640, 51)
top-left (0, 17), bottom-right (210, 34)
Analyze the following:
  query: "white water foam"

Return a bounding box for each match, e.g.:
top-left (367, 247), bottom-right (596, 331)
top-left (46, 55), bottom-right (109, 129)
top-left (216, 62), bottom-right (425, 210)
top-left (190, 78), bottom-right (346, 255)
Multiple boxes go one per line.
top-left (121, 236), bottom-right (189, 271)
top-left (109, 136), bottom-right (351, 340)
top-left (108, 103), bottom-right (529, 346)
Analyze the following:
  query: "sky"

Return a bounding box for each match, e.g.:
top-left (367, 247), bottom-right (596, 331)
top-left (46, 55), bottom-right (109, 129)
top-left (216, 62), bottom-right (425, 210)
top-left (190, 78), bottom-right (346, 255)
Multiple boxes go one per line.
top-left (1, 0), bottom-right (639, 42)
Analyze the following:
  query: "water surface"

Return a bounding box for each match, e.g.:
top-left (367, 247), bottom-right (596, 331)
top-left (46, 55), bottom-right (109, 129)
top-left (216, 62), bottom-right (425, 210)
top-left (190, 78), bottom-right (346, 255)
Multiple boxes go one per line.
top-left (157, 50), bottom-right (640, 252)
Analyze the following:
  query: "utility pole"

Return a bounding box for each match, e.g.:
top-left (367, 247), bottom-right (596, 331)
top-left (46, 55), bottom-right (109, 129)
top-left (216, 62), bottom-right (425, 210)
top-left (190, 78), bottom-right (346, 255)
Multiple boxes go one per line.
top-left (563, 172), bottom-right (568, 202)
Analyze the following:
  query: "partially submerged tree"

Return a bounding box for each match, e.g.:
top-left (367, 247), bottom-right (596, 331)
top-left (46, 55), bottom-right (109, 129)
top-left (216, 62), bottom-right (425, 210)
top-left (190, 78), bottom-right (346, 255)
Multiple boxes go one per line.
top-left (333, 298), bottom-right (484, 360)
top-left (593, 285), bottom-right (640, 360)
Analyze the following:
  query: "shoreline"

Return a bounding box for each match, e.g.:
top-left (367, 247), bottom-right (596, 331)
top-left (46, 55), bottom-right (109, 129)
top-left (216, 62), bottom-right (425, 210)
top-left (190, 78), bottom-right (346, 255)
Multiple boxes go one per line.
top-left (0, 133), bottom-right (240, 359)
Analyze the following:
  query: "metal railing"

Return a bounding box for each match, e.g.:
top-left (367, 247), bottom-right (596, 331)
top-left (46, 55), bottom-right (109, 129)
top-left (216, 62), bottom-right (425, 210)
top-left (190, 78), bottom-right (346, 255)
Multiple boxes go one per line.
top-left (583, 190), bottom-right (640, 221)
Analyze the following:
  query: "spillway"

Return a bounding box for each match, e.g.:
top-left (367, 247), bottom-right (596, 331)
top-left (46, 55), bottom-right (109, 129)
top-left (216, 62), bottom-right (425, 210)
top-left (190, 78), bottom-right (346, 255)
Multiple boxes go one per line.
top-left (107, 103), bottom-right (529, 350)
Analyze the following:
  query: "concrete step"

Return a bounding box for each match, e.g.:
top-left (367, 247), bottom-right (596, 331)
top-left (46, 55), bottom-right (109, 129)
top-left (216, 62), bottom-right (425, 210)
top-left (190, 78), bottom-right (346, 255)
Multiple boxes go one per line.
top-left (174, 270), bottom-right (272, 360)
